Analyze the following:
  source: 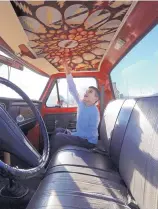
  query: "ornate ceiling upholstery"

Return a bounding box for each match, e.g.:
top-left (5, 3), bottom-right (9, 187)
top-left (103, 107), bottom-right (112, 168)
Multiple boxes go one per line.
top-left (11, 1), bottom-right (132, 72)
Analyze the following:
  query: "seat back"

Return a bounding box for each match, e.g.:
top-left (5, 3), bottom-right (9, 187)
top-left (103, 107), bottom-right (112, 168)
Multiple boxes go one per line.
top-left (118, 97), bottom-right (158, 209)
top-left (101, 97), bottom-right (158, 209)
top-left (110, 99), bottom-right (137, 167)
top-left (99, 99), bottom-right (125, 154)
top-left (100, 99), bottom-right (136, 167)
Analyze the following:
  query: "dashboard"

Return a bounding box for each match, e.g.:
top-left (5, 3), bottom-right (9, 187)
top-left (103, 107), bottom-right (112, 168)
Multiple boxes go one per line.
top-left (0, 97), bottom-right (42, 133)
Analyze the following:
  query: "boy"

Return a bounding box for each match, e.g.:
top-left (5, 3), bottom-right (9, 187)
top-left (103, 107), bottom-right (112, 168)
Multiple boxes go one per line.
top-left (50, 60), bottom-right (100, 154)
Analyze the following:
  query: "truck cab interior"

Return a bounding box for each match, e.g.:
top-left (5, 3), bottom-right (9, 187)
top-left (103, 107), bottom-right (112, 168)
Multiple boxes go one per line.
top-left (0, 1), bottom-right (158, 209)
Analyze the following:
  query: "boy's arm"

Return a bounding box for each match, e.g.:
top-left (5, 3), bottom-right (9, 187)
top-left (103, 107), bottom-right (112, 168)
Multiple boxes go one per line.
top-left (63, 60), bottom-right (80, 104)
top-left (66, 74), bottom-right (80, 104)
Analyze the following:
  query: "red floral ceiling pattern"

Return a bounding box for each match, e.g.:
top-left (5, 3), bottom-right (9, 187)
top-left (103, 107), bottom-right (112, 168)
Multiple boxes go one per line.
top-left (12, 1), bottom-right (132, 72)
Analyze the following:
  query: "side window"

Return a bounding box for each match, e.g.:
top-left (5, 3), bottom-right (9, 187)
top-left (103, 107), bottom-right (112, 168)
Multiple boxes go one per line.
top-left (111, 25), bottom-right (158, 99)
top-left (0, 50), bottom-right (48, 100)
top-left (46, 82), bottom-right (59, 107)
top-left (46, 77), bottom-right (97, 107)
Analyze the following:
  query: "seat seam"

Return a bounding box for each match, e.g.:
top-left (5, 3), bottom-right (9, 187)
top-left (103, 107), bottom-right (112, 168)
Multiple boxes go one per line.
top-left (48, 163), bottom-right (117, 173)
top-left (45, 170), bottom-right (122, 183)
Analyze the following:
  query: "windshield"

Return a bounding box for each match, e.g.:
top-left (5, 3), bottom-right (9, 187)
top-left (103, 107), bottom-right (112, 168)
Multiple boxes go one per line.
top-left (0, 51), bottom-right (49, 100)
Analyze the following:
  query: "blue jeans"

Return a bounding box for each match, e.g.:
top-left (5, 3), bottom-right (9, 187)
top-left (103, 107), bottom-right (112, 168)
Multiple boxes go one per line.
top-left (50, 128), bottom-right (95, 155)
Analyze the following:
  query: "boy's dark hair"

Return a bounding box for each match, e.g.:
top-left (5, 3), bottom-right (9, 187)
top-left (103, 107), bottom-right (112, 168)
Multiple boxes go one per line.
top-left (89, 86), bottom-right (100, 100)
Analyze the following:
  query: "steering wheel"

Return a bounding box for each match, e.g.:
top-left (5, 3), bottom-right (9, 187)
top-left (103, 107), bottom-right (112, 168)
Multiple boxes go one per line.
top-left (0, 77), bottom-right (49, 180)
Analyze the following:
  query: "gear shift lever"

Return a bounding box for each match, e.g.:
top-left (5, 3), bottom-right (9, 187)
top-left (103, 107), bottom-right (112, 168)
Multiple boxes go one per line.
top-left (0, 178), bottom-right (28, 198)
top-left (0, 177), bottom-right (34, 208)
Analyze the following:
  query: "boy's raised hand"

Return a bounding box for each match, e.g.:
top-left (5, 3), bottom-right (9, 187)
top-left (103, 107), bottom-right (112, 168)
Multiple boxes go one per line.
top-left (62, 58), bottom-right (71, 75)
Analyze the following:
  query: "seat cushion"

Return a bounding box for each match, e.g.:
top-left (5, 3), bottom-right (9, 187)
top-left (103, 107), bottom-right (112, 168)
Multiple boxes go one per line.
top-left (26, 146), bottom-right (130, 209)
top-left (49, 145), bottom-right (116, 172)
top-left (26, 172), bottom-right (130, 209)
top-left (47, 146), bottom-right (124, 185)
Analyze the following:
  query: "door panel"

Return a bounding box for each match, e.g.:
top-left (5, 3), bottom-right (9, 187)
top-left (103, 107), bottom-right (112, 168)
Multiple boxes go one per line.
top-left (43, 112), bottom-right (77, 134)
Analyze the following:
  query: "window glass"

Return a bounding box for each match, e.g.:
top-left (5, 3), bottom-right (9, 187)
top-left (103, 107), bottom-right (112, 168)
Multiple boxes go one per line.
top-left (111, 25), bottom-right (158, 98)
top-left (46, 77), bottom-right (97, 107)
top-left (0, 50), bottom-right (49, 100)
top-left (46, 83), bottom-right (59, 107)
